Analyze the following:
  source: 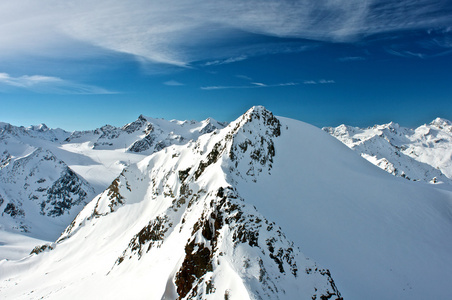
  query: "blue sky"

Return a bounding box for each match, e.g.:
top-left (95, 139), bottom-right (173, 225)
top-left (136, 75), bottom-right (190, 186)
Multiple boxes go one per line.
top-left (0, 0), bottom-right (451, 131)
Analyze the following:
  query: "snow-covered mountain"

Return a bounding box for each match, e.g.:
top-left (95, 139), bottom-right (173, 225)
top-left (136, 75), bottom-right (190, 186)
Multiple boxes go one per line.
top-left (1, 107), bottom-right (451, 299)
top-left (0, 116), bottom-right (226, 258)
top-left (0, 148), bottom-right (95, 236)
top-left (65, 114), bottom-right (227, 154)
top-left (323, 118), bottom-right (452, 184)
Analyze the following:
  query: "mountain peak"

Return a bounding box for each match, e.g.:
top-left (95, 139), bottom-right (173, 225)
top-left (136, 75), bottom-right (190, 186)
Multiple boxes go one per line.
top-left (243, 105), bottom-right (271, 118)
top-left (231, 106), bottom-right (280, 137)
top-left (430, 117), bottom-right (452, 129)
top-left (29, 123), bottom-right (49, 132)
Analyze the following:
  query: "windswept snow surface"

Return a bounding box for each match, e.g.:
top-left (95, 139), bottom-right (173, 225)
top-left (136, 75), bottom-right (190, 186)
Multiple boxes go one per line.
top-left (0, 107), bottom-right (451, 299)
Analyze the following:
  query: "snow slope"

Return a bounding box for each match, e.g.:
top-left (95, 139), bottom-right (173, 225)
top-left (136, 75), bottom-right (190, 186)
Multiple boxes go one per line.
top-left (1, 106), bottom-right (451, 299)
top-left (323, 118), bottom-right (452, 184)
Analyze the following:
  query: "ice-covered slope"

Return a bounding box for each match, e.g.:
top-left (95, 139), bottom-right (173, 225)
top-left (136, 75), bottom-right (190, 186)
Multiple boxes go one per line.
top-left (1, 106), bottom-right (451, 299)
top-left (323, 118), bottom-right (452, 184)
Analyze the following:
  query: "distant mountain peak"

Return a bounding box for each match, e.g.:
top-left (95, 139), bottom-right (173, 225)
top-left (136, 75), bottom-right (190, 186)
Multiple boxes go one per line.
top-left (430, 117), bottom-right (452, 129)
top-left (29, 123), bottom-right (49, 132)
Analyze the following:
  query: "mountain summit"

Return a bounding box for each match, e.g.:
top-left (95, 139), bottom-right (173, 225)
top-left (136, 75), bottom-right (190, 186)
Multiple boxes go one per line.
top-left (1, 107), bottom-right (452, 299)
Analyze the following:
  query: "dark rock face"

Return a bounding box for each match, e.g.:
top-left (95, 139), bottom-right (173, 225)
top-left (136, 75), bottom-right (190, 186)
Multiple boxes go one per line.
top-left (3, 202), bottom-right (25, 218)
top-left (128, 134), bottom-right (156, 153)
top-left (117, 215), bottom-right (172, 263)
top-left (43, 167), bottom-right (90, 217)
top-left (122, 115), bottom-right (148, 134)
top-left (30, 244), bottom-right (54, 255)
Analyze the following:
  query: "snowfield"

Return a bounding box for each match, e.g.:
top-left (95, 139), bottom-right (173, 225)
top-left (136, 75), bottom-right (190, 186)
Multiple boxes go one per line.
top-left (1, 107), bottom-right (451, 299)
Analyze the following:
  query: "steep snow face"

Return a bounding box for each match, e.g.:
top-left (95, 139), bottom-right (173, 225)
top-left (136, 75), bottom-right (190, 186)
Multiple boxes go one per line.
top-left (323, 119), bottom-right (452, 184)
top-left (0, 148), bottom-right (96, 239)
top-left (0, 107), bottom-right (342, 300)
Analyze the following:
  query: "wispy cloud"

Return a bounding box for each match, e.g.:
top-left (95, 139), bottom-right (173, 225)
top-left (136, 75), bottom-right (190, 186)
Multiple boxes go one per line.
top-left (338, 56), bottom-right (366, 62)
top-left (303, 79), bottom-right (335, 85)
top-left (204, 55), bottom-right (248, 66)
top-left (319, 79), bottom-right (335, 84)
top-left (0, 0), bottom-right (450, 69)
top-left (201, 82), bottom-right (298, 90)
top-left (236, 74), bottom-right (253, 81)
top-left (0, 73), bottom-right (115, 94)
top-left (163, 80), bottom-right (185, 86)
top-left (385, 49), bottom-right (426, 58)
top-left (303, 80), bottom-right (317, 85)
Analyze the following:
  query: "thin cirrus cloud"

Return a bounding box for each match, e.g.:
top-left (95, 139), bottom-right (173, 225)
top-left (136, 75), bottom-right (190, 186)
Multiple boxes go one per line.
top-left (338, 56), bottom-right (366, 62)
top-left (303, 80), bottom-right (335, 84)
top-left (0, 0), bottom-right (451, 69)
top-left (0, 73), bottom-right (115, 94)
top-left (201, 82), bottom-right (298, 90)
top-left (163, 80), bottom-right (185, 86)
top-left (204, 55), bottom-right (248, 66)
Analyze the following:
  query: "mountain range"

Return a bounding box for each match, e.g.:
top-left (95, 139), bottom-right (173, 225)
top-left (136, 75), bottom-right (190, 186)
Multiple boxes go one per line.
top-left (1, 107), bottom-right (451, 299)
top-left (323, 118), bottom-right (452, 184)
top-left (0, 116), bottom-right (224, 258)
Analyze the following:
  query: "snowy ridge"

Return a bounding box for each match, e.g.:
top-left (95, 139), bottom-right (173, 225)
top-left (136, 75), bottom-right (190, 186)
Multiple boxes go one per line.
top-left (0, 122), bottom-right (69, 143)
top-left (65, 114), bottom-right (227, 154)
top-left (323, 118), bottom-right (452, 184)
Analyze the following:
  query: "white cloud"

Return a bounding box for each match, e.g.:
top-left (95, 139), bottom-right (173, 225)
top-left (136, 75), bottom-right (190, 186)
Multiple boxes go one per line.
top-left (303, 80), bottom-right (317, 85)
top-left (338, 56), bottom-right (366, 62)
top-left (0, 0), bottom-right (450, 68)
top-left (251, 82), bottom-right (266, 87)
top-left (319, 79), bottom-right (335, 84)
top-left (303, 79), bottom-right (335, 85)
top-left (163, 80), bottom-right (185, 86)
top-left (236, 75), bottom-right (253, 81)
top-left (0, 73), bottom-right (115, 94)
top-left (204, 55), bottom-right (248, 66)
top-left (201, 82), bottom-right (298, 90)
